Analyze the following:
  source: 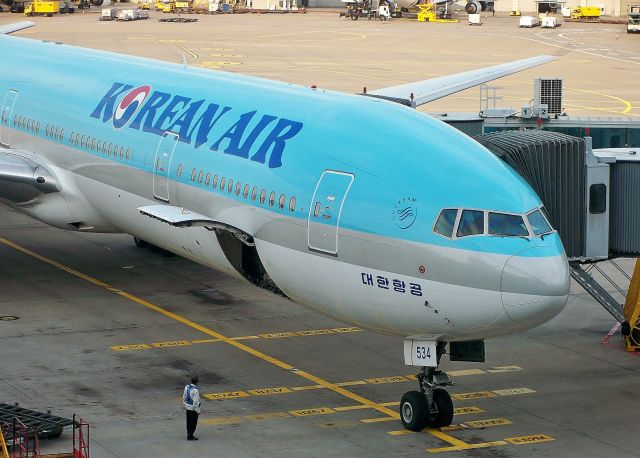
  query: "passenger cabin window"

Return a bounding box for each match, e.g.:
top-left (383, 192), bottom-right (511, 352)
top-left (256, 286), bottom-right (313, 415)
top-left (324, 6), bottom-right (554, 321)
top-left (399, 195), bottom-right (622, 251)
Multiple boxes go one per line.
top-left (243, 184), bottom-right (249, 199)
top-left (235, 181), bottom-right (241, 196)
top-left (527, 209), bottom-right (552, 235)
top-left (260, 189), bottom-right (266, 204)
top-left (212, 175), bottom-right (218, 188)
top-left (269, 192), bottom-right (276, 207)
top-left (289, 196), bottom-right (296, 212)
top-left (457, 210), bottom-right (484, 237)
top-left (177, 164), bottom-right (183, 177)
top-left (205, 173), bottom-right (211, 186)
top-left (434, 209), bottom-right (457, 238)
top-left (488, 212), bottom-right (528, 237)
top-left (251, 187), bottom-right (258, 202)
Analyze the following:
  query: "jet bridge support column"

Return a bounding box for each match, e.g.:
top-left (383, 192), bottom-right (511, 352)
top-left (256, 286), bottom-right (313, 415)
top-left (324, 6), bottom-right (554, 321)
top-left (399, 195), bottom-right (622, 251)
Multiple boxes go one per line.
top-left (623, 259), bottom-right (640, 352)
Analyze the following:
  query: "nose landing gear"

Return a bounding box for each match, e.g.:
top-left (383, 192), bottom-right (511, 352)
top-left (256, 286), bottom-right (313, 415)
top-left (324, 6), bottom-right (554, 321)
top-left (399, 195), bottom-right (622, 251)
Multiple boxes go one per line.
top-left (400, 342), bottom-right (454, 432)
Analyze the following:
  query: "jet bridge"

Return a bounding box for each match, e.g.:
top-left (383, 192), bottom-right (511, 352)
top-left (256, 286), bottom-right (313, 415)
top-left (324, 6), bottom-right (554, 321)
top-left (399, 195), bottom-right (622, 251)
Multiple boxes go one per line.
top-left (475, 130), bottom-right (640, 350)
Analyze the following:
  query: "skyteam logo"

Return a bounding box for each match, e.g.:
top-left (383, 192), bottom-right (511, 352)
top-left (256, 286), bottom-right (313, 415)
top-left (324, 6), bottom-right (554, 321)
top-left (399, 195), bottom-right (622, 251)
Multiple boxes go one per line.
top-left (112, 85), bottom-right (151, 129)
top-left (392, 197), bottom-right (418, 230)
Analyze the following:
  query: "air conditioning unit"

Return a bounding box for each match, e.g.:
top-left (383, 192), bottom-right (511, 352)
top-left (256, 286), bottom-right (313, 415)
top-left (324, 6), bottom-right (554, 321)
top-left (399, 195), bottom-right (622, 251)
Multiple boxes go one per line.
top-left (534, 78), bottom-right (563, 115)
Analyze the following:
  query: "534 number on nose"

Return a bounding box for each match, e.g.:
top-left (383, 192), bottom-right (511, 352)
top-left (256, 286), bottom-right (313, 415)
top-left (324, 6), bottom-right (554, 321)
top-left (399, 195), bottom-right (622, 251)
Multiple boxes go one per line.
top-left (403, 338), bottom-right (437, 367)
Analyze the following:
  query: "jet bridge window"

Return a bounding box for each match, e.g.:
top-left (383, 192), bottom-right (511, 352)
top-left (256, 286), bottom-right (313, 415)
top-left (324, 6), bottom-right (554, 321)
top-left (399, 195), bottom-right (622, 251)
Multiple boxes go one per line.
top-left (527, 209), bottom-right (552, 235)
top-left (457, 210), bottom-right (484, 237)
top-left (488, 212), bottom-right (528, 237)
top-left (434, 209), bottom-right (458, 238)
top-left (589, 184), bottom-right (607, 214)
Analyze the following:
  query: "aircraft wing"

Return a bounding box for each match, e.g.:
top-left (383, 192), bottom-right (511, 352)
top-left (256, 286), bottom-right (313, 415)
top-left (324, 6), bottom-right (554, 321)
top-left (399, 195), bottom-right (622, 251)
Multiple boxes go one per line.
top-left (368, 55), bottom-right (555, 107)
top-left (0, 21), bottom-right (35, 35)
top-left (0, 150), bottom-right (61, 202)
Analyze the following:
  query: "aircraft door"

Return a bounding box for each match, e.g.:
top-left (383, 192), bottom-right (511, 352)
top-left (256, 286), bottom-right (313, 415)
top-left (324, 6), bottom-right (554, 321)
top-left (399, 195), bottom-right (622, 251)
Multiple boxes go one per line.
top-left (1, 90), bottom-right (18, 147)
top-left (153, 131), bottom-right (179, 203)
top-left (308, 170), bottom-right (354, 255)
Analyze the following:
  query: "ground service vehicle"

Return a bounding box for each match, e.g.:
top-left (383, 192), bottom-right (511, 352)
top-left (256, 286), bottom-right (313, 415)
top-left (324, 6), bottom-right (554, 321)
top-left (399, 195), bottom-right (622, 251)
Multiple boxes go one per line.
top-left (629, 4), bottom-right (640, 32)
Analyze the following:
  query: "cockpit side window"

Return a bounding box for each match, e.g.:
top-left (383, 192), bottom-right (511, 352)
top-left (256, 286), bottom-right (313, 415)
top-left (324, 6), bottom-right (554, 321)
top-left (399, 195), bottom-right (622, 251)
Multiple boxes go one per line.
top-left (434, 209), bottom-right (458, 238)
top-left (527, 209), bottom-right (553, 235)
top-left (457, 210), bottom-right (484, 237)
top-left (488, 212), bottom-right (528, 237)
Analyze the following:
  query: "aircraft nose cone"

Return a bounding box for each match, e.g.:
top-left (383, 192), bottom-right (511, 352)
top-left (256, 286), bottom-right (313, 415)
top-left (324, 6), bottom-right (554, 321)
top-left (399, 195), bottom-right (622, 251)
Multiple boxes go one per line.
top-left (501, 246), bottom-right (570, 327)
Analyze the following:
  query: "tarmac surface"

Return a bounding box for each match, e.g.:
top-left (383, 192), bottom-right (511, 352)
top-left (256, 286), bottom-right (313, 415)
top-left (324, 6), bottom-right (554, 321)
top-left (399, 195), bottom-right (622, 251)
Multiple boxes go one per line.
top-left (0, 7), bottom-right (640, 458)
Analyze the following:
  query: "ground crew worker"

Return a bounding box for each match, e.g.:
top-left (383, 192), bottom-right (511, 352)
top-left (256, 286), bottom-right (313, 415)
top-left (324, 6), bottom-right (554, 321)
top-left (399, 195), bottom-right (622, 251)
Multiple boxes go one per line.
top-left (183, 375), bottom-right (201, 440)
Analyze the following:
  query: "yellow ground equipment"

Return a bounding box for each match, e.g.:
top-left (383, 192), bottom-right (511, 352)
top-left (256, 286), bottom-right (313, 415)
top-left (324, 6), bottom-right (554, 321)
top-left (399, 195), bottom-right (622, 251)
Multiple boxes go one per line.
top-left (623, 260), bottom-right (640, 352)
top-left (571, 6), bottom-right (600, 19)
top-left (416, 2), bottom-right (458, 22)
top-left (155, 0), bottom-right (165, 9)
top-left (25, 0), bottom-right (60, 16)
top-left (0, 427), bottom-right (8, 458)
top-left (161, 1), bottom-right (174, 12)
top-left (175, 0), bottom-right (190, 10)
top-left (140, 1), bottom-right (150, 8)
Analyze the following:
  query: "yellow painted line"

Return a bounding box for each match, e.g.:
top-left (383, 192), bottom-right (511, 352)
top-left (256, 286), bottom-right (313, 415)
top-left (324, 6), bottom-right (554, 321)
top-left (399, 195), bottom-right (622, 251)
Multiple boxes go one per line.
top-left (290, 385), bottom-right (323, 391)
top-left (428, 440), bottom-right (508, 453)
top-left (111, 344), bottom-right (151, 351)
top-left (151, 340), bottom-right (192, 348)
top-left (464, 418), bottom-right (512, 429)
top-left (245, 412), bottom-right (291, 421)
top-left (380, 401), bottom-right (399, 407)
top-left (361, 417), bottom-right (396, 424)
top-left (297, 329), bottom-right (335, 336)
top-left (112, 327), bottom-right (351, 351)
top-left (505, 434), bottom-right (554, 445)
top-left (365, 376), bottom-right (410, 384)
top-left (333, 404), bottom-right (371, 412)
top-left (200, 416), bottom-right (243, 426)
top-left (203, 391), bottom-right (250, 400)
top-left (572, 88), bottom-right (633, 114)
top-left (332, 327), bottom-right (362, 333)
top-left (247, 387), bottom-right (292, 396)
top-left (486, 366), bottom-right (522, 373)
top-left (0, 237), bottom-right (468, 449)
top-left (452, 391), bottom-right (497, 400)
top-left (335, 381), bottom-right (367, 387)
top-left (259, 331), bottom-right (300, 339)
top-left (493, 387), bottom-right (535, 396)
top-left (448, 369), bottom-right (486, 376)
top-left (289, 407), bottom-right (336, 417)
top-left (454, 406), bottom-right (484, 415)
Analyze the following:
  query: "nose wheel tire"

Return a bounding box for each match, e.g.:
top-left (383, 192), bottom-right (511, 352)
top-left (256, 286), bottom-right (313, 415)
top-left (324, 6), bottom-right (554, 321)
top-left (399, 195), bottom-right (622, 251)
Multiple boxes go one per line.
top-left (429, 388), bottom-right (454, 427)
top-left (133, 237), bottom-right (148, 248)
top-left (400, 391), bottom-right (428, 432)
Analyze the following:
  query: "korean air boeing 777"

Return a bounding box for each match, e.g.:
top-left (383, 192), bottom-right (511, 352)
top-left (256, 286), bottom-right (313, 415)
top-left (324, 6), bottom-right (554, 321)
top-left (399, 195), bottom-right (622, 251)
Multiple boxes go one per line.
top-left (0, 21), bottom-right (569, 432)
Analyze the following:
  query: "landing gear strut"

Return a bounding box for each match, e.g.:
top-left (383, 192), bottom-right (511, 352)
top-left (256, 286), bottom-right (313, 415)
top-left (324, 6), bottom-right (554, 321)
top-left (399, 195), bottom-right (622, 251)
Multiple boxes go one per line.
top-left (400, 342), bottom-right (454, 431)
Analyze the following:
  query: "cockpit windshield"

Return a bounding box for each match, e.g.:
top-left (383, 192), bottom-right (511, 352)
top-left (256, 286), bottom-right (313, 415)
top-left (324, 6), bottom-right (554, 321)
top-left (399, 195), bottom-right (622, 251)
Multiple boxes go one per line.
top-left (527, 209), bottom-right (553, 235)
top-left (488, 212), bottom-right (528, 237)
top-left (433, 206), bottom-right (554, 240)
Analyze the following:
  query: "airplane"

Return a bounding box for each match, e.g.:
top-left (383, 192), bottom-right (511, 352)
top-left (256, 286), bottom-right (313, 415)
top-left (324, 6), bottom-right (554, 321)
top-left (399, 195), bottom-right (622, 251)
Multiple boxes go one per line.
top-left (383, 0), bottom-right (490, 16)
top-left (0, 21), bottom-right (568, 432)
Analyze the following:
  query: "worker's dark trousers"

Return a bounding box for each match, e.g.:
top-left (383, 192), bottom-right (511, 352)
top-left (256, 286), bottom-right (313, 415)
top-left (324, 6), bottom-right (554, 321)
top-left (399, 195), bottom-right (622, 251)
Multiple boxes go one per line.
top-left (186, 410), bottom-right (199, 438)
